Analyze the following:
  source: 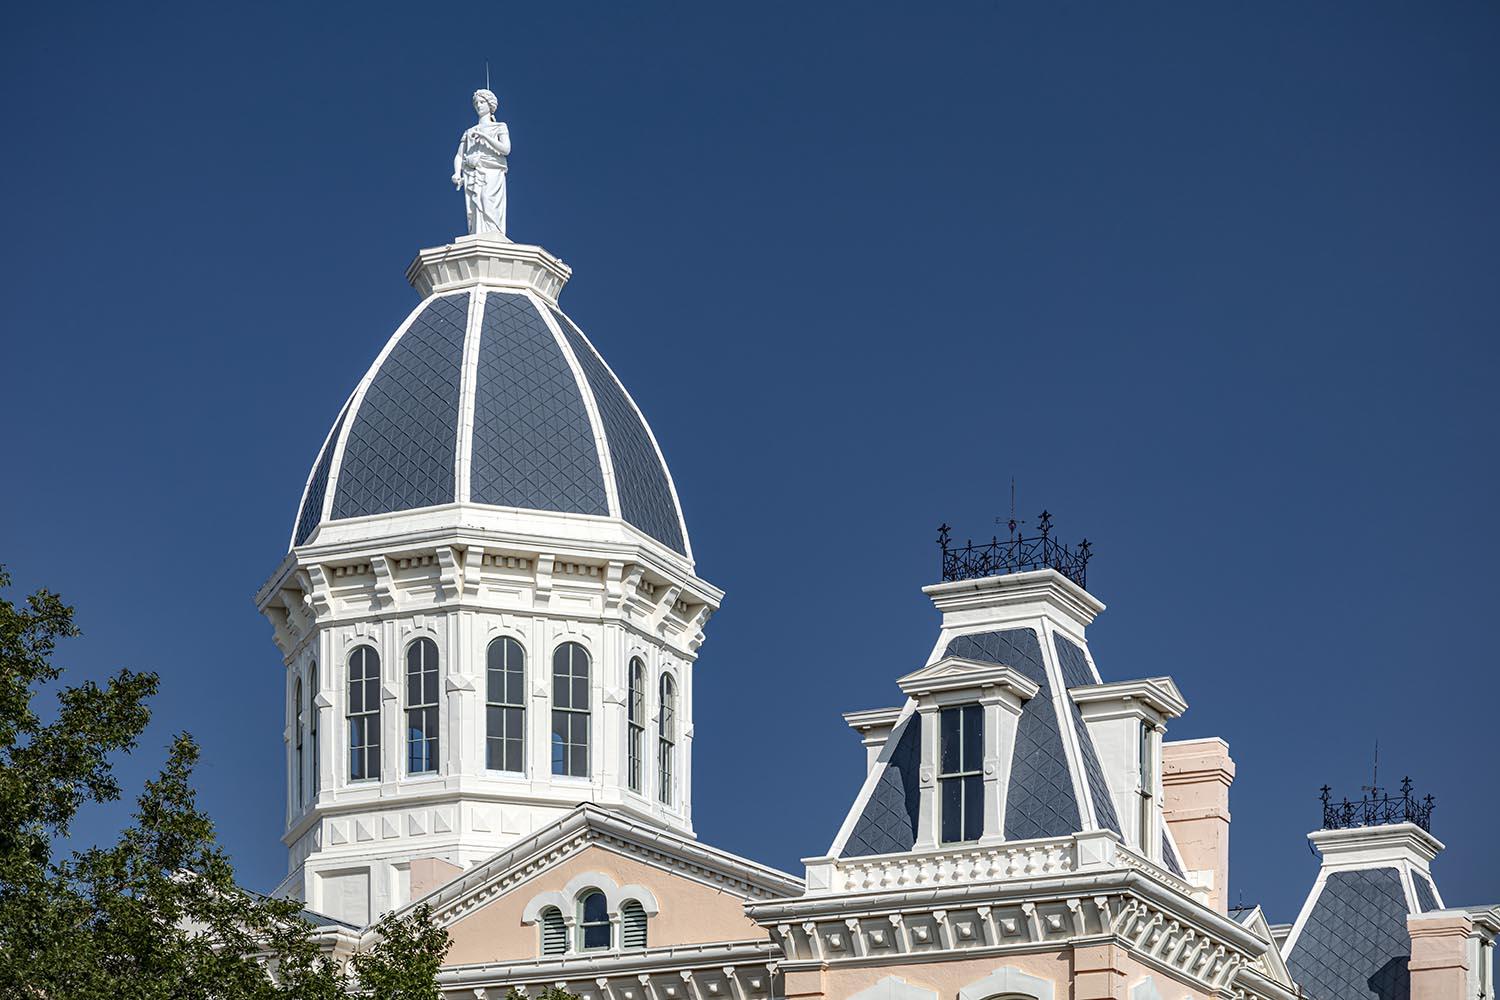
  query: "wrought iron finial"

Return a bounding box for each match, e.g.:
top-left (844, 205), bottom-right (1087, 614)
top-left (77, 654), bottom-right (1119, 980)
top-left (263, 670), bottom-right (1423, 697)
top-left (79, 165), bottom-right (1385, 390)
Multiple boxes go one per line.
top-left (1319, 778), bottom-right (1435, 833)
top-left (937, 511), bottom-right (1092, 588)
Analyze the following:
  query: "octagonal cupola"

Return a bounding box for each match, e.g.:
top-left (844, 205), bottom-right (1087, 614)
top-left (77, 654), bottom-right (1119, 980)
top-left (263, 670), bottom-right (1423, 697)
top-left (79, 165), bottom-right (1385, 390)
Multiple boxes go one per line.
top-left (255, 94), bottom-right (720, 927)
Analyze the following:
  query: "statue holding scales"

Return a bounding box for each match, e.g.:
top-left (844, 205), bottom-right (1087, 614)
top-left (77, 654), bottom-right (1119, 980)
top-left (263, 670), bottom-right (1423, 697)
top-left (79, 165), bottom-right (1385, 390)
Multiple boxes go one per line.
top-left (453, 89), bottom-right (511, 237)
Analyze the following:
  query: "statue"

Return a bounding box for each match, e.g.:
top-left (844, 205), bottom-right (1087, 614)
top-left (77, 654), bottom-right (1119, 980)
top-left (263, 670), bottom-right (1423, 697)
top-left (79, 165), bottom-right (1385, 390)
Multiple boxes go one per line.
top-left (453, 89), bottom-right (511, 237)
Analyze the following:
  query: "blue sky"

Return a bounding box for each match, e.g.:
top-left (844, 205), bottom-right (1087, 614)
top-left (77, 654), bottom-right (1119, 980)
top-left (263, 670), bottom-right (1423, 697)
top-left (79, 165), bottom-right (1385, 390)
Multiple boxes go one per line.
top-left (3, 2), bottom-right (1496, 922)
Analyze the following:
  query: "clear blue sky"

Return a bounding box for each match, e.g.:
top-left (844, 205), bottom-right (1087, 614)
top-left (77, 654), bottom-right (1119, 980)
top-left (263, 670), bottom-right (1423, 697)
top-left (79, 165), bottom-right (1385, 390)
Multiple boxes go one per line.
top-left (4, 3), bottom-right (1496, 922)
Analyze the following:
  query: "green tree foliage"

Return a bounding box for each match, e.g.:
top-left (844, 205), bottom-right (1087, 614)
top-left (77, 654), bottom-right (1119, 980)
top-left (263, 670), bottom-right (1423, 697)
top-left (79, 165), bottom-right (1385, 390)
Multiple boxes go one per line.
top-left (0, 567), bottom-right (451, 998)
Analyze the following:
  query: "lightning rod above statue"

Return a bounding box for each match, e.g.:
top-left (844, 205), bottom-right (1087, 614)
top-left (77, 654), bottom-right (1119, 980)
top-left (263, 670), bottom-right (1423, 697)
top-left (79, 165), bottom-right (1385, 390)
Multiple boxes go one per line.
top-left (453, 89), bottom-right (510, 237)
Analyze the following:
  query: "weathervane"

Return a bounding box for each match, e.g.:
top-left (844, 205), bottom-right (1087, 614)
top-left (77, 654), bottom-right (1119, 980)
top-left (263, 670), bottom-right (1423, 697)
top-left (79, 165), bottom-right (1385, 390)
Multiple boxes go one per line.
top-left (453, 77), bottom-right (511, 237)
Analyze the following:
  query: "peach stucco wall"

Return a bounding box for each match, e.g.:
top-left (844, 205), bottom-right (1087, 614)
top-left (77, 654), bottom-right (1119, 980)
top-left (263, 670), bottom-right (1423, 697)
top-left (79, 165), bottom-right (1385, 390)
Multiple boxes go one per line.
top-left (444, 844), bottom-right (768, 965)
top-left (796, 947), bottom-right (1210, 1000)
top-left (1162, 737), bottom-right (1234, 913)
top-left (1408, 913), bottom-right (1472, 1000)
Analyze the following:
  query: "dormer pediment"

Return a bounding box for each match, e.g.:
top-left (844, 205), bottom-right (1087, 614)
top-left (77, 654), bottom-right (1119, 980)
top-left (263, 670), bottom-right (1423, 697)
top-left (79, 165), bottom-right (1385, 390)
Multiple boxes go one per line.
top-left (1070, 676), bottom-right (1188, 721)
top-left (897, 656), bottom-right (1041, 702)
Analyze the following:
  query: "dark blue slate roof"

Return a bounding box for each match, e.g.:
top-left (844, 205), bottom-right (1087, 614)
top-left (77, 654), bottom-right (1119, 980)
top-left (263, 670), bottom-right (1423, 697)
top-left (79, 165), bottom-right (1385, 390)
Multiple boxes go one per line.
top-left (470, 294), bottom-right (608, 515)
top-left (1287, 867), bottom-right (1413, 1000)
top-left (1053, 634), bottom-right (1122, 837)
top-left (947, 628), bottom-right (1083, 840)
top-left (1413, 872), bottom-right (1440, 913)
top-left (550, 307), bottom-right (685, 554)
top-left (841, 711), bottom-right (922, 857)
top-left (291, 291), bottom-right (687, 554)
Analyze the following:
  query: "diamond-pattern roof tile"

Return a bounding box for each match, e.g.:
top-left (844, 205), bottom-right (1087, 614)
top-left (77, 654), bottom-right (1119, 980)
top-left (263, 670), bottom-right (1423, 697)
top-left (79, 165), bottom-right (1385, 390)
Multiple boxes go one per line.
top-left (469, 294), bottom-right (608, 514)
top-left (1287, 867), bottom-right (1413, 1000)
top-left (841, 713), bottom-right (922, 857)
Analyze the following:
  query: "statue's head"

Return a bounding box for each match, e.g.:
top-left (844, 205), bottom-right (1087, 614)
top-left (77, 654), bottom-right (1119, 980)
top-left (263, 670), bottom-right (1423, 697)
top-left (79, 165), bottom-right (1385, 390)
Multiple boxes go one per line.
top-left (473, 89), bottom-right (498, 117)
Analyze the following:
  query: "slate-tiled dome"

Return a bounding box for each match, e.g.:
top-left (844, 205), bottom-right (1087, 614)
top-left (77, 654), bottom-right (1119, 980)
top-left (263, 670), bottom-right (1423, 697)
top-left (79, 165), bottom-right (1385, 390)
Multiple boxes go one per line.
top-left (292, 288), bottom-right (687, 556)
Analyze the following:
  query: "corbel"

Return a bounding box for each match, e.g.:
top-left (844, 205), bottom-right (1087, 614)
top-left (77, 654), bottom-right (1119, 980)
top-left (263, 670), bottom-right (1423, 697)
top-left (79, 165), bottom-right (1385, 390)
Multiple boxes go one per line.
top-left (800, 921), bottom-right (824, 961)
top-left (534, 554), bottom-right (555, 607)
top-left (1211, 953), bottom-right (1243, 991)
top-left (931, 909), bottom-right (951, 950)
top-left (595, 977), bottom-right (614, 1000)
top-left (1151, 919), bottom-right (1180, 960)
top-left (472, 989), bottom-right (488, 1000)
top-left (436, 545), bottom-right (462, 600)
top-left (604, 560), bottom-right (626, 611)
top-left (887, 912), bottom-right (910, 952)
top-left (369, 555), bottom-right (397, 610)
top-left (1133, 909), bottom-right (1164, 950)
top-left (636, 973), bottom-right (657, 1000)
top-left (620, 564), bottom-right (648, 616)
top-left (1066, 898), bottom-right (1085, 937)
top-left (721, 967), bottom-right (742, 1000)
top-left (462, 545), bottom-right (484, 598)
top-left (1167, 928), bottom-right (1196, 967)
top-left (974, 905), bottom-right (993, 947)
top-left (645, 584), bottom-right (682, 635)
top-left (679, 970), bottom-right (702, 1000)
top-left (774, 924), bottom-right (796, 961)
top-left (1091, 895), bottom-right (1113, 928)
top-left (1021, 902), bottom-right (1042, 941)
top-left (843, 917), bottom-right (865, 957)
top-left (1183, 937), bottom-right (1211, 976)
top-left (302, 565), bottom-right (335, 618)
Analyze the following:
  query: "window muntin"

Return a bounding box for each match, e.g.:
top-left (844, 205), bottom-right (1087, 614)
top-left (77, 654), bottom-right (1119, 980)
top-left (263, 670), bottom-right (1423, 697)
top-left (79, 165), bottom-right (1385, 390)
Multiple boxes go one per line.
top-left (627, 657), bottom-right (646, 793)
top-left (539, 906), bottom-right (566, 955)
top-left (347, 646), bottom-right (381, 781)
top-left (621, 899), bottom-right (647, 949)
top-left (309, 662), bottom-right (319, 796)
top-left (486, 637), bottom-right (526, 773)
top-left (939, 703), bottom-right (983, 843)
top-left (578, 890), bottom-right (610, 951)
top-left (551, 642), bottom-right (590, 778)
top-left (657, 674), bottom-right (676, 806)
top-left (294, 678), bottom-right (304, 807)
top-left (405, 638), bottom-right (440, 775)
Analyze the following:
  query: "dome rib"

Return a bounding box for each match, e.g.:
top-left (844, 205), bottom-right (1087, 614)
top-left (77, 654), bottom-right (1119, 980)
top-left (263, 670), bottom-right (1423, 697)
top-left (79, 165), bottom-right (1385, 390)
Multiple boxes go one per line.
top-left (548, 306), bottom-right (686, 555)
top-left (331, 294), bottom-right (470, 520)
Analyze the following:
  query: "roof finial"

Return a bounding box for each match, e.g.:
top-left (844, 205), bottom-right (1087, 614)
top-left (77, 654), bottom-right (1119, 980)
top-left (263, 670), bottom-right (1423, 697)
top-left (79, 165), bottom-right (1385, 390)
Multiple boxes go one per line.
top-left (453, 84), bottom-right (511, 238)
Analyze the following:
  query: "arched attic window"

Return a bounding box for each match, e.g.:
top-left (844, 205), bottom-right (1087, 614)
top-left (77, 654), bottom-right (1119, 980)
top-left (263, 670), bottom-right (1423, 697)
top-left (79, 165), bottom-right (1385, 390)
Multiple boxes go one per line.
top-left (539, 906), bottom-right (566, 955)
top-left (577, 889), bottom-right (610, 951)
top-left (657, 674), bottom-right (677, 806)
top-left (621, 899), bottom-right (647, 949)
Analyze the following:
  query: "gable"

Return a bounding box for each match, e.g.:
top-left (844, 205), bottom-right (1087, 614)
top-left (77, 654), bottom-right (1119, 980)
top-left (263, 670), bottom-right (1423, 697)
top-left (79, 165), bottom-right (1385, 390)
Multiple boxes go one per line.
top-left (444, 842), bottom-right (768, 965)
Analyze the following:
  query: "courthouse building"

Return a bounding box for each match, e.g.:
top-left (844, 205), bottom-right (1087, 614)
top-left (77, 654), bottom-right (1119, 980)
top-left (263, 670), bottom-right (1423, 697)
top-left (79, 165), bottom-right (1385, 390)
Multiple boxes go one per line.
top-left (254, 97), bottom-right (1496, 1000)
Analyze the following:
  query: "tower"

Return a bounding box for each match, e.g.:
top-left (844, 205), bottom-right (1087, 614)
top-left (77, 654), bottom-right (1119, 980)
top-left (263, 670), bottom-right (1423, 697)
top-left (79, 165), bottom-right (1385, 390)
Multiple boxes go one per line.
top-left (256, 152), bottom-right (720, 924)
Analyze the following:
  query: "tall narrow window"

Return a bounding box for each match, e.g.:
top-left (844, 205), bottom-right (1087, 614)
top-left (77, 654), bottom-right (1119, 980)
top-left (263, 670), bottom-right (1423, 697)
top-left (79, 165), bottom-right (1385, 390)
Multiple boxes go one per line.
top-left (347, 647), bottom-right (381, 781)
top-left (939, 703), bottom-right (983, 843)
top-left (294, 678), bottom-right (305, 807)
top-left (578, 890), bottom-right (610, 951)
top-left (486, 637), bottom-right (525, 772)
top-left (539, 906), bottom-right (566, 956)
top-left (657, 674), bottom-right (676, 807)
top-left (627, 658), bottom-right (646, 793)
top-left (621, 899), bottom-right (647, 949)
top-left (1138, 722), bottom-right (1154, 850)
top-left (406, 638), bottom-right (440, 774)
top-left (309, 662), bottom-right (320, 797)
top-left (551, 642), bottom-right (590, 777)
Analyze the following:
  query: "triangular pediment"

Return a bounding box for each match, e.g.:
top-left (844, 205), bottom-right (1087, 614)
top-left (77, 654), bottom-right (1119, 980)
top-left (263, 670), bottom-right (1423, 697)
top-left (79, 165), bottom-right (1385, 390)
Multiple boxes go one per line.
top-left (1238, 906), bottom-right (1294, 988)
top-left (897, 656), bottom-right (1041, 701)
top-left (391, 804), bottom-right (800, 966)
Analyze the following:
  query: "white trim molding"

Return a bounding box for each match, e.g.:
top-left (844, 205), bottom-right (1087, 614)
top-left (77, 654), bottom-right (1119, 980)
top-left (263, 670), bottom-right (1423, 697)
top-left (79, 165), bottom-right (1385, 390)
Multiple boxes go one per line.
top-left (958, 966), bottom-right (1056, 1000)
top-left (849, 976), bottom-right (940, 1000)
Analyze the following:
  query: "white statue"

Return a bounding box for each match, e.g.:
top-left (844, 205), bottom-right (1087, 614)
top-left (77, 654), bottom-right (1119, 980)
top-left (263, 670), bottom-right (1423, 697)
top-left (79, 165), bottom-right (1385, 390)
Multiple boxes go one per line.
top-left (453, 89), bottom-right (511, 237)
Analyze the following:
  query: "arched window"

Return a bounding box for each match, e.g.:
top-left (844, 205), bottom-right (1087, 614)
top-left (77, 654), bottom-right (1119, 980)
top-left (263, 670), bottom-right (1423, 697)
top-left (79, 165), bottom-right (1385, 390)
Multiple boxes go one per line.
top-left (539, 906), bottom-right (566, 956)
top-left (486, 637), bottom-right (525, 772)
top-left (294, 678), bottom-right (304, 807)
top-left (621, 899), bottom-right (647, 950)
top-left (551, 642), bottom-right (590, 778)
top-left (406, 638), bottom-right (440, 775)
top-left (627, 657), bottom-right (646, 793)
top-left (309, 662), bottom-right (320, 797)
top-left (657, 674), bottom-right (676, 806)
top-left (577, 889), bottom-right (610, 951)
top-left (347, 646), bottom-right (381, 781)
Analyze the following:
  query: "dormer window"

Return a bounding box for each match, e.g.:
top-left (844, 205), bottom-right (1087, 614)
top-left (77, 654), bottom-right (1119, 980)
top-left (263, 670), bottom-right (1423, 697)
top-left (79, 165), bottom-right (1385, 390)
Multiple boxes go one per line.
top-left (939, 704), bottom-right (983, 844)
top-left (578, 889), bottom-right (610, 950)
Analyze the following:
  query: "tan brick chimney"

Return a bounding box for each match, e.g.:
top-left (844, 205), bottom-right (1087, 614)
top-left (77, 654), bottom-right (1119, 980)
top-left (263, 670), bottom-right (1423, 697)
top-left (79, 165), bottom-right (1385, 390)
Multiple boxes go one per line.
top-left (1161, 737), bottom-right (1234, 913)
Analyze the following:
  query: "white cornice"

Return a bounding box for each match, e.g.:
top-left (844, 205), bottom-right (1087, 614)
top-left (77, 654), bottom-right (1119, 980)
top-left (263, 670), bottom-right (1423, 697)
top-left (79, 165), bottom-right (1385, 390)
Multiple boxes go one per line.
top-left (922, 570), bottom-right (1104, 632)
top-left (843, 707), bottom-right (905, 733)
top-left (1071, 677), bottom-right (1188, 721)
top-left (407, 236), bottom-right (573, 304)
top-left (1307, 822), bottom-right (1445, 869)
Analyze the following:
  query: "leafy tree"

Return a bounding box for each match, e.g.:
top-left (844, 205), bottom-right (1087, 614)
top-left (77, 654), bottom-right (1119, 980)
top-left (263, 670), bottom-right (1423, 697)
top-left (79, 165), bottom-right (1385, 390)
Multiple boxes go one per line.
top-left (0, 566), bottom-right (451, 998)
